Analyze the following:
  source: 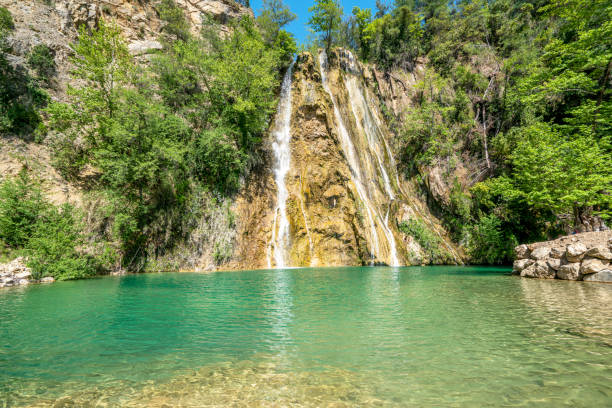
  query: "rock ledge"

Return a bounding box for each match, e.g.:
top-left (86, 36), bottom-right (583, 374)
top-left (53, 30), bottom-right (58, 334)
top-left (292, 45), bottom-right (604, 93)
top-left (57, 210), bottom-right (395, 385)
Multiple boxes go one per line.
top-left (0, 257), bottom-right (55, 288)
top-left (513, 231), bottom-right (612, 282)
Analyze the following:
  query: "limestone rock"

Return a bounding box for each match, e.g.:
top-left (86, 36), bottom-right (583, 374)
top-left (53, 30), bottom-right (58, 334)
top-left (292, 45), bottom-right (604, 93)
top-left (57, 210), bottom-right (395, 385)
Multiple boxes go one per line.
top-left (583, 270), bottom-right (612, 283)
top-left (18, 279), bottom-right (30, 285)
top-left (566, 243), bottom-right (588, 262)
top-left (41, 276), bottom-right (55, 283)
top-left (15, 270), bottom-right (32, 280)
top-left (515, 244), bottom-right (529, 259)
top-left (513, 259), bottom-right (533, 273)
top-left (1, 277), bottom-right (14, 285)
top-left (585, 246), bottom-right (612, 261)
top-left (580, 257), bottom-right (610, 275)
top-left (547, 258), bottom-right (561, 271)
top-left (549, 247), bottom-right (565, 259)
top-left (521, 260), bottom-right (555, 279)
top-left (557, 263), bottom-right (581, 280)
top-left (530, 246), bottom-right (550, 260)
top-left (128, 40), bottom-right (163, 56)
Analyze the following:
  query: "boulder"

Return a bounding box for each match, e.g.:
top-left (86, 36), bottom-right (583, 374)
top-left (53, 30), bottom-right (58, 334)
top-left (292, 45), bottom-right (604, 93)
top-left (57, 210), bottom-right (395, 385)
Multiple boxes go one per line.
top-left (557, 263), bottom-right (581, 280)
top-left (513, 259), bottom-right (534, 273)
top-left (14, 270), bottom-right (32, 280)
top-left (566, 243), bottom-right (588, 262)
top-left (515, 244), bottom-right (530, 259)
top-left (128, 40), bottom-right (163, 56)
top-left (549, 247), bottom-right (565, 259)
top-left (580, 257), bottom-right (610, 275)
top-left (547, 258), bottom-right (562, 271)
top-left (1, 277), bottom-right (14, 285)
top-left (41, 276), bottom-right (55, 283)
top-left (585, 246), bottom-right (612, 261)
top-left (18, 279), bottom-right (30, 285)
top-left (530, 246), bottom-right (551, 260)
top-left (521, 260), bottom-right (555, 279)
top-left (583, 270), bottom-right (612, 283)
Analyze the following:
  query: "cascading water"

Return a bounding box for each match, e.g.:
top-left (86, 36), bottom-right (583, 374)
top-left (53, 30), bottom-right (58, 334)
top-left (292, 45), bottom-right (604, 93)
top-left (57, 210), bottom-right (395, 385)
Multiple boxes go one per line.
top-left (319, 50), bottom-right (382, 262)
top-left (268, 61), bottom-right (295, 269)
top-left (340, 50), bottom-right (400, 267)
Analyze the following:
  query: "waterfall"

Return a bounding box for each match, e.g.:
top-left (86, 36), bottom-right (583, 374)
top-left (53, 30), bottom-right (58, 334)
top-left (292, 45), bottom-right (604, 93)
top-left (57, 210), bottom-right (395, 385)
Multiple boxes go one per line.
top-left (268, 61), bottom-right (295, 269)
top-left (340, 50), bottom-right (400, 267)
top-left (319, 50), bottom-right (381, 261)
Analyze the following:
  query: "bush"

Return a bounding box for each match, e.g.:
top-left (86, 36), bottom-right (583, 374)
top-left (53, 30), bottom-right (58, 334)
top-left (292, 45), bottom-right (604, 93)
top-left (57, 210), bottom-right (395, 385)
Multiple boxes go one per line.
top-left (0, 171), bottom-right (96, 280)
top-left (398, 219), bottom-right (441, 260)
top-left (0, 170), bottom-right (48, 248)
top-left (27, 203), bottom-right (96, 280)
top-left (27, 44), bottom-right (56, 85)
top-left (191, 128), bottom-right (246, 192)
top-left (468, 214), bottom-right (517, 265)
top-left (0, 7), bottom-right (14, 33)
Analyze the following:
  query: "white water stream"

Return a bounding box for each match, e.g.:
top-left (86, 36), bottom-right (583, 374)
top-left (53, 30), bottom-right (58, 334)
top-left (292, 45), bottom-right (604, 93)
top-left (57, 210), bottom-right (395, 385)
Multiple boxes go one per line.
top-left (341, 50), bottom-right (399, 266)
top-left (268, 61), bottom-right (295, 268)
top-left (319, 51), bottom-right (383, 262)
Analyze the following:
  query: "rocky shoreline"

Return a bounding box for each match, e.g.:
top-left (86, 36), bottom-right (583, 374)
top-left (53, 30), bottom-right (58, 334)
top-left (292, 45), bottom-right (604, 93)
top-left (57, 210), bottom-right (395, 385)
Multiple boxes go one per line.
top-left (0, 257), bottom-right (54, 288)
top-left (513, 231), bottom-right (612, 283)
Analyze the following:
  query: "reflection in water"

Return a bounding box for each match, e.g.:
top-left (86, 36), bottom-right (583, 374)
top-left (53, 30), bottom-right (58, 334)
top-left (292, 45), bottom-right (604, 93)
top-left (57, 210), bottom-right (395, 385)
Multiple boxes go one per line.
top-left (1, 268), bottom-right (611, 407)
top-left (519, 278), bottom-right (612, 343)
top-left (267, 268), bottom-right (295, 359)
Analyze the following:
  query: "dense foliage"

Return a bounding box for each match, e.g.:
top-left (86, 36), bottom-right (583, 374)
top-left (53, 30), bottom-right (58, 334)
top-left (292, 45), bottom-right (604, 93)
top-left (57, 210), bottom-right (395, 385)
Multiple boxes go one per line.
top-left (0, 171), bottom-right (96, 280)
top-left (43, 1), bottom-right (293, 271)
top-left (312, 0), bottom-right (611, 263)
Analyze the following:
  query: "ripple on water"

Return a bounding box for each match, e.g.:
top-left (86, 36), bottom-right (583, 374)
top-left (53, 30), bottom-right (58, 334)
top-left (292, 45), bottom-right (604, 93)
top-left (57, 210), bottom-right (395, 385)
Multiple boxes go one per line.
top-left (0, 267), bottom-right (611, 407)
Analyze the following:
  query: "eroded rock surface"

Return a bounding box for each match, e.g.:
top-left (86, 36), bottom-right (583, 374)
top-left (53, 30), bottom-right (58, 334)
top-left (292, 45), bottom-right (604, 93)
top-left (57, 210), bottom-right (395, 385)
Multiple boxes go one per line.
top-left (513, 231), bottom-right (612, 282)
top-left (0, 258), bottom-right (33, 288)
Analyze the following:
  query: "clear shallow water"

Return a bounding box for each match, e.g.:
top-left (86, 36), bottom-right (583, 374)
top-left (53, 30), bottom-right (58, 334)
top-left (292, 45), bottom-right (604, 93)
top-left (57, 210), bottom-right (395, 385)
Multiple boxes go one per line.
top-left (1, 266), bottom-right (611, 407)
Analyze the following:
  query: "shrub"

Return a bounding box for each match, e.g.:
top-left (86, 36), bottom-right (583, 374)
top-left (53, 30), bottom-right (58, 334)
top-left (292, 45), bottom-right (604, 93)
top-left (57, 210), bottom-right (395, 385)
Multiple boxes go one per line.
top-left (27, 204), bottom-right (96, 280)
top-left (398, 219), bottom-right (441, 260)
top-left (27, 44), bottom-right (56, 85)
top-left (0, 7), bottom-right (14, 32)
top-left (468, 214), bottom-right (517, 265)
top-left (0, 170), bottom-right (48, 248)
top-left (0, 171), bottom-right (96, 280)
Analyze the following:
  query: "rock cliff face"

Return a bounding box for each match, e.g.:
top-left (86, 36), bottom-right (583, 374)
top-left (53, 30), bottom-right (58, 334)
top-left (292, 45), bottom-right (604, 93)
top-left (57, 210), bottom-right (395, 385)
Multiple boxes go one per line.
top-left (0, 0), bottom-right (251, 209)
top-left (229, 50), bottom-right (463, 269)
top-left (513, 231), bottom-right (612, 282)
top-left (1, 0), bottom-right (462, 271)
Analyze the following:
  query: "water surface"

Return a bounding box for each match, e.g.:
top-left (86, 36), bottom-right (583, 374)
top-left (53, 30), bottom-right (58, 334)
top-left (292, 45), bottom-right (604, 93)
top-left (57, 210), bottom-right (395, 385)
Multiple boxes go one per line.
top-left (1, 266), bottom-right (611, 406)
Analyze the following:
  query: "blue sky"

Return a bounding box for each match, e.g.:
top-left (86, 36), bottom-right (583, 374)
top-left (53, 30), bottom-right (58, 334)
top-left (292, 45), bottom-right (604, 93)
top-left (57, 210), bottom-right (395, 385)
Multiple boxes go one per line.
top-left (250, 0), bottom-right (386, 45)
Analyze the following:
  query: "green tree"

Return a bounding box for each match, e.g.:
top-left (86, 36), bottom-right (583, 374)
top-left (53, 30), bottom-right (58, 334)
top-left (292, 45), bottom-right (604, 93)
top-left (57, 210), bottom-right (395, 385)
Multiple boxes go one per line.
top-left (27, 203), bottom-right (96, 280)
top-left (257, 0), bottom-right (296, 45)
top-left (352, 7), bottom-right (372, 59)
top-left (0, 170), bottom-right (48, 248)
top-left (308, 0), bottom-right (343, 52)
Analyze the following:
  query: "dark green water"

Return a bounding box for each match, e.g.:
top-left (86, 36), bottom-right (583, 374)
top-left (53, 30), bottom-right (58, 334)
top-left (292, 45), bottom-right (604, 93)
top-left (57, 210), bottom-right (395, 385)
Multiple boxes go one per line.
top-left (1, 266), bottom-right (611, 407)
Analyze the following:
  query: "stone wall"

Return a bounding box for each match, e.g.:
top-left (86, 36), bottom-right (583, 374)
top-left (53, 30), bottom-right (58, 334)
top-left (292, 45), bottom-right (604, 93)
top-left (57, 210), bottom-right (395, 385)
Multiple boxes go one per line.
top-left (513, 231), bottom-right (612, 283)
